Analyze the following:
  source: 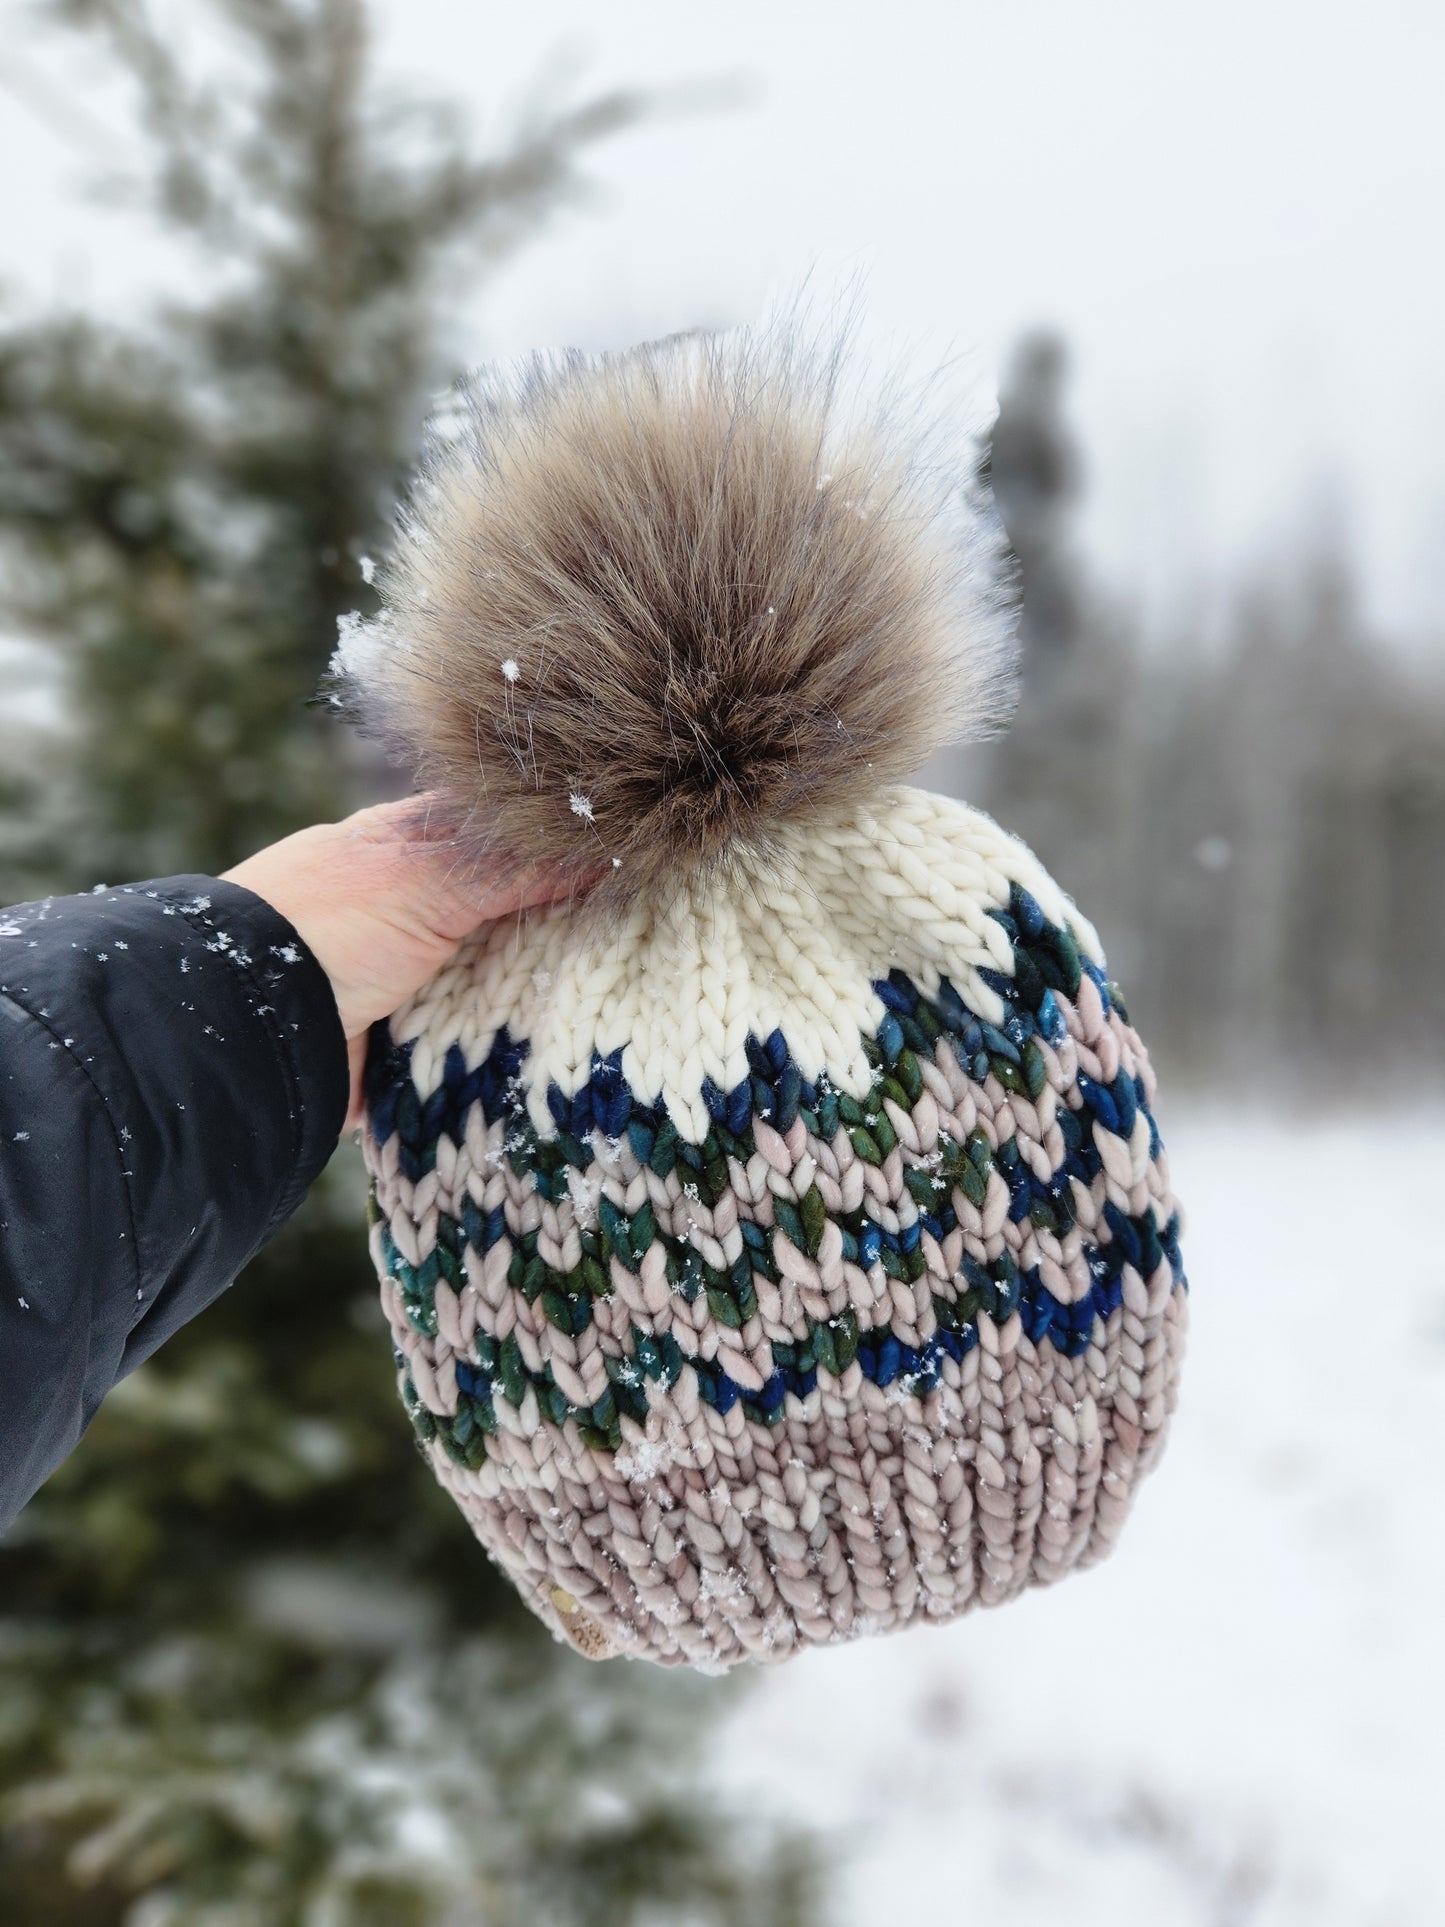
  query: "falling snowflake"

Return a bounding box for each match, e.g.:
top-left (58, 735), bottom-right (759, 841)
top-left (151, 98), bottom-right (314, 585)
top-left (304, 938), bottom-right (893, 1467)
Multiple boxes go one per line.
top-left (359, 553), bottom-right (377, 585)
top-left (569, 792), bottom-right (595, 823)
top-left (501, 658), bottom-right (520, 682)
top-left (330, 610), bottom-right (374, 679)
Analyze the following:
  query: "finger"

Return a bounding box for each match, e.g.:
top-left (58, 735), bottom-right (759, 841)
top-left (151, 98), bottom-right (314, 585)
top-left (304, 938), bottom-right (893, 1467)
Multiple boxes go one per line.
top-left (440, 856), bottom-right (592, 926)
top-left (345, 1032), bottom-right (367, 1132)
top-left (337, 795), bottom-right (594, 938)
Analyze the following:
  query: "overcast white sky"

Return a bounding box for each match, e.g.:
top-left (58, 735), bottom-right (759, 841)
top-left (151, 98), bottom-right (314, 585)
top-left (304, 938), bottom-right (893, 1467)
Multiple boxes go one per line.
top-left (4, 0), bottom-right (1443, 642)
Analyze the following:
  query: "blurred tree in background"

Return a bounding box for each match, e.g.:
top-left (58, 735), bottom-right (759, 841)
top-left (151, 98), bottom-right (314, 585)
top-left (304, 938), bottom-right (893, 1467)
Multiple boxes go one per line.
top-left (0, 4), bottom-right (817, 1922)
top-left (982, 331), bottom-right (1084, 675)
top-left (0, 0), bottom-right (654, 888)
top-left (975, 338), bottom-right (1445, 1092)
top-left (972, 330), bottom-right (1149, 963)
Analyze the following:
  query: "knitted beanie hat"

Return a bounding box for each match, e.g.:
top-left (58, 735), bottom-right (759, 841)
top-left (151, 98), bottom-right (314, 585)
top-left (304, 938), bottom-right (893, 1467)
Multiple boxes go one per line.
top-left (340, 329), bottom-right (1188, 1670)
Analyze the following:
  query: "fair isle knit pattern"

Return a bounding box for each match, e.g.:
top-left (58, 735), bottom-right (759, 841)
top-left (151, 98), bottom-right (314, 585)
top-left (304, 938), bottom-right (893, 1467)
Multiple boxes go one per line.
top-left (361, 789), bottom-right (1187, 1668)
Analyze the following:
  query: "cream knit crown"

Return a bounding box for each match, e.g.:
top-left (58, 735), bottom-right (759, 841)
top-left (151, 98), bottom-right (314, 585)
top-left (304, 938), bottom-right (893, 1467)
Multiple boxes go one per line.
top-left (343, 328), bottom-right (1187, 1669)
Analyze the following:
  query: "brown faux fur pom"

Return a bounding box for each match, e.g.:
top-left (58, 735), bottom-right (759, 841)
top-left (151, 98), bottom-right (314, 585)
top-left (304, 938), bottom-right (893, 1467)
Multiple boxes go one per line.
top-left (332, 325), bottom-right (1017, 911)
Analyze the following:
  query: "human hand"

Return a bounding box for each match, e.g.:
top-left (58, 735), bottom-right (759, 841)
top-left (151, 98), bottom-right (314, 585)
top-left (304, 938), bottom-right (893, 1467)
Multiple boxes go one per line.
top-left (222, 798), bottom-right (576, 1131)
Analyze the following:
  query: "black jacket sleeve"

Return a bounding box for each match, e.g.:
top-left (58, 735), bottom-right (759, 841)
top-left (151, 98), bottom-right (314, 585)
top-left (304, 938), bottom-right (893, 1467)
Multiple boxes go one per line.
top-left (0, 875), bottom-right (349, 1532)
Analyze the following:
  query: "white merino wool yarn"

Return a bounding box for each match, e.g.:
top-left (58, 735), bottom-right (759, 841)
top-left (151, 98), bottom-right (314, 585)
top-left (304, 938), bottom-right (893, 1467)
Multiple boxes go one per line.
top-left (337, 327), bottom-right (1187, 1669)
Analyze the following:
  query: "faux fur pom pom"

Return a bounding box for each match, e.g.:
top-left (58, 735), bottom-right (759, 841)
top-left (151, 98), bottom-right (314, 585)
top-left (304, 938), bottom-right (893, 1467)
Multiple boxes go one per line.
top-left (332, 325), bottom-right (1018, 909)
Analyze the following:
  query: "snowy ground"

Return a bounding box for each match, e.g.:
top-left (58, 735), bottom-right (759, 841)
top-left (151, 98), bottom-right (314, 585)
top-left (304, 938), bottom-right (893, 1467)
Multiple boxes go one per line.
top-left (716, 1108), bottom-right (1445, 1927)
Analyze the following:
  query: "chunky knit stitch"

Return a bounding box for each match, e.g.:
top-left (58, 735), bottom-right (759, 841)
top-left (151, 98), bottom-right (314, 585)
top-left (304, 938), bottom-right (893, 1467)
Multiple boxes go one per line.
top-left (360, 789), bottom-right (1186, 1667)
